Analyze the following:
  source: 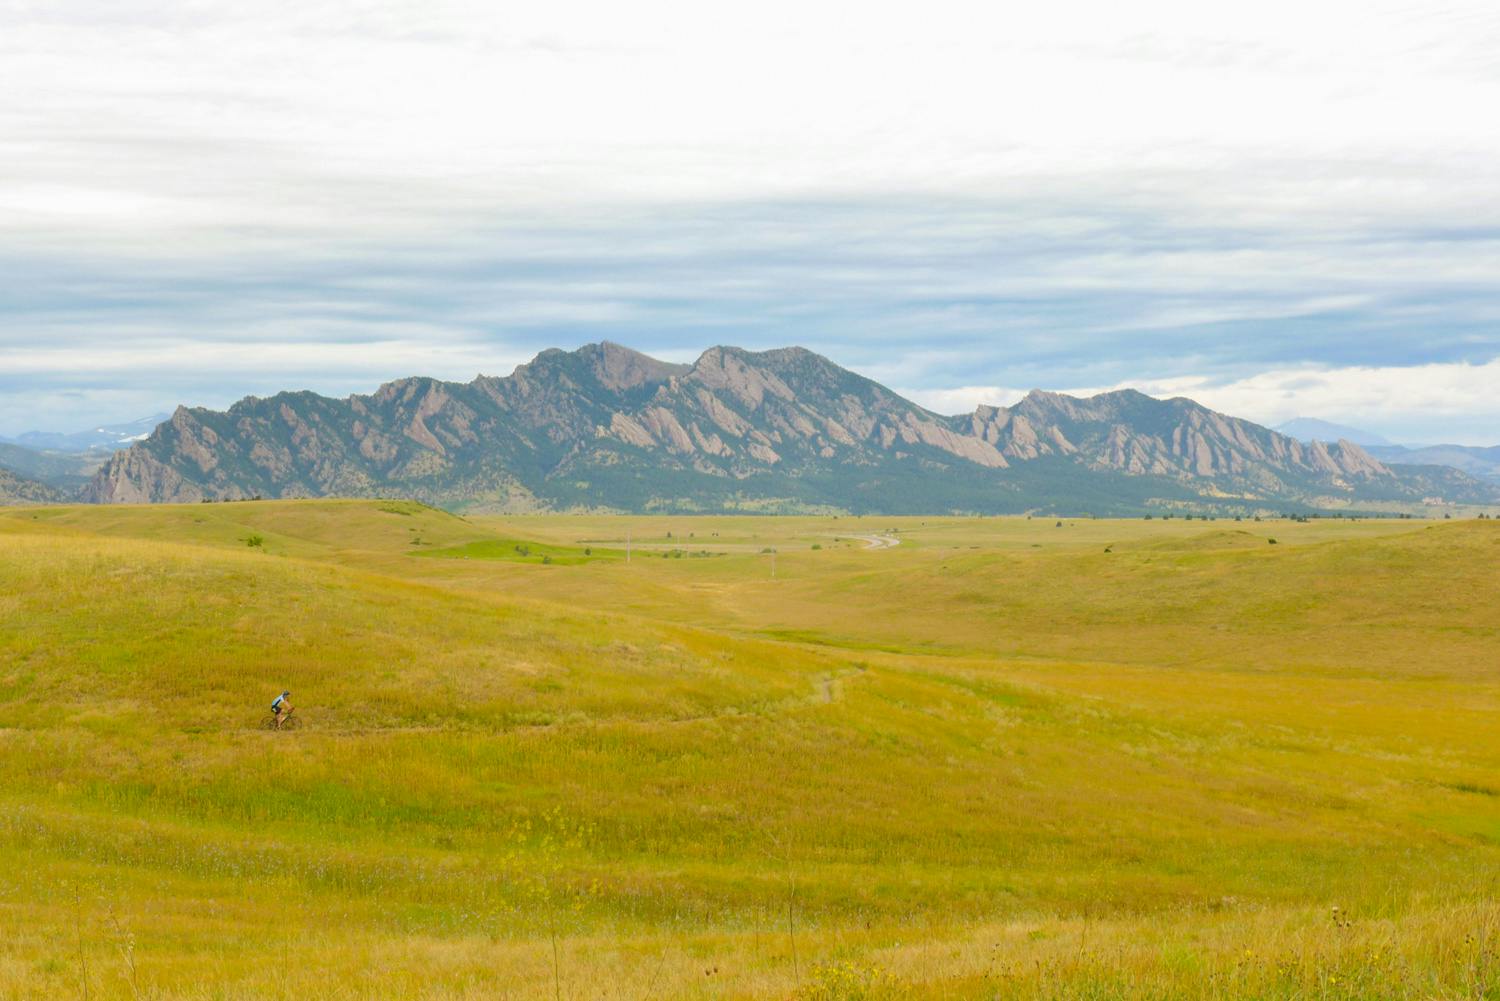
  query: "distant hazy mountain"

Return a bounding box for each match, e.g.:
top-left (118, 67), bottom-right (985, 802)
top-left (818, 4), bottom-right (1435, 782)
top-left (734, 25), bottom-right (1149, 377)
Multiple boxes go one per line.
top-left (1367, 444), bottom-right (1500, 482)
top-left (83, 343), bottom-right (1500, 514)
top-left (1, 413), bottom-right (171, 453)
top-left (1276, 417), bottom-right (1392, 447)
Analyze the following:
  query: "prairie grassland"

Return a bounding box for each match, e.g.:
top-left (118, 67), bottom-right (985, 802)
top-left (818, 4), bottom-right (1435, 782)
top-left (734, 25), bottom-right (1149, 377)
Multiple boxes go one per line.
top-left (1, 501), bottom-right (1499, 999)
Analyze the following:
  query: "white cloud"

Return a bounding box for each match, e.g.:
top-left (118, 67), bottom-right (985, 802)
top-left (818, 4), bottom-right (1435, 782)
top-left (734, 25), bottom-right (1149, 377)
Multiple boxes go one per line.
top-left (899, 386), bottom-right (1029, 414)
top-left (0, 339), bottom-right (522, 380)
top-left (5, 0), bottom-right (1500, 248)
top-left (1103, 361), bottom-right (1500, 444)
top-left (3, 0), bottom-right (1500, 439)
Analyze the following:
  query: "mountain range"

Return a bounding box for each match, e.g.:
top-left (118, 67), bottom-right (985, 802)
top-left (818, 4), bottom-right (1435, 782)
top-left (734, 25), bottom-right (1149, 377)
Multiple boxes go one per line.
top-left (0, 414), bottom-right (167, 505)
top-left (1275, 418), bottom-right (1500, 484)
top-left (52, 342), bottom-right (1496, 515)
top-left (0, 413), bottom-right (171, 453)
top-left (0, 442), bottom-right (107, 493)
top-left (1364, 444), bottom-right (1500, 483)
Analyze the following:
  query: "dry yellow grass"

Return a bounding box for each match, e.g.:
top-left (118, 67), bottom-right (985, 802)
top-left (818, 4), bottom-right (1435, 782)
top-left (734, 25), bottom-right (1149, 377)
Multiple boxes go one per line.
top-left (1, 501), bottom-right (1498, 999)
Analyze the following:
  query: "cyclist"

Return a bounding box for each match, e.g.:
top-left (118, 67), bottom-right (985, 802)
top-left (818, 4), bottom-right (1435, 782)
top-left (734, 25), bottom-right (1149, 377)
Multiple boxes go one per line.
top-left (271, 690), bottom-right (294, 729)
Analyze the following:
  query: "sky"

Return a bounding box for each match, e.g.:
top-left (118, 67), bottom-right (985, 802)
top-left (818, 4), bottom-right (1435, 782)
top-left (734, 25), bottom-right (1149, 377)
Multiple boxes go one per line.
top-left (3, 0), bottom-right (1499, 444)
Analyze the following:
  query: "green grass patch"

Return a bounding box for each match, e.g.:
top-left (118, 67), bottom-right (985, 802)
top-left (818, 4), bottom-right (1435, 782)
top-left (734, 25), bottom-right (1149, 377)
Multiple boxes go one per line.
top-left (413, 537), bottom-right (619, 564)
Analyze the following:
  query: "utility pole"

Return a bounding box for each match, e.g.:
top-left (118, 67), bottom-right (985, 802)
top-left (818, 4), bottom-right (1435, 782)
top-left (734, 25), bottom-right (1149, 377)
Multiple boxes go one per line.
top-left (771, 547), bottom-right (776, 579)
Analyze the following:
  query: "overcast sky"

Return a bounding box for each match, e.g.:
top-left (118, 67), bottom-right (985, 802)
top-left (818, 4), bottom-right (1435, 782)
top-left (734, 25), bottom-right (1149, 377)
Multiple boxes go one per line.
top-left (3, 0), bottom-right (1498, 443)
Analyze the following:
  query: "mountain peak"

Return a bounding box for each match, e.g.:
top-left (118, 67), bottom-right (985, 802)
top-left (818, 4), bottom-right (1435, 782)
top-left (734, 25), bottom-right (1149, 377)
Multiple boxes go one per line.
top-left (514, 342), bottom-right (688, 397)
top-left (1019, 388), bottom-right (1065, 403)
top-left (1093, 387), bottom-right (1155, 404)
top-left (577, 341), bottom-right (688, 391)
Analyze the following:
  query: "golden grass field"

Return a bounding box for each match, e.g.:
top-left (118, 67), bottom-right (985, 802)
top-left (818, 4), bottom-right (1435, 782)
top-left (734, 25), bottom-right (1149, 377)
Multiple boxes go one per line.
top-left (2, 500), bottom-right (1498, 999)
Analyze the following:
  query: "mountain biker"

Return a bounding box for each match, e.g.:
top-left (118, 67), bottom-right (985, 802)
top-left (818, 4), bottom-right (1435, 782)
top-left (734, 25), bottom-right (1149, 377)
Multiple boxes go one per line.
top-left (271, 690), bottom-right (294, 729)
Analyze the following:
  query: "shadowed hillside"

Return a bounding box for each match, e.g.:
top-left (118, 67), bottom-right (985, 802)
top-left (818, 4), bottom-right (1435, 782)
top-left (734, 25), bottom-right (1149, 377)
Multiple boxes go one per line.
top-left (0, 465), bottom-right (63, 505)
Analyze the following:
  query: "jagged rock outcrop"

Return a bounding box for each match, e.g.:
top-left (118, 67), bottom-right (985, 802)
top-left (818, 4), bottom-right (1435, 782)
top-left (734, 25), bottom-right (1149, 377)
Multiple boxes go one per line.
top-left (960, 388), bottom-right (1394, 493)
top-left (83, 343), bottom-right (1500, 514)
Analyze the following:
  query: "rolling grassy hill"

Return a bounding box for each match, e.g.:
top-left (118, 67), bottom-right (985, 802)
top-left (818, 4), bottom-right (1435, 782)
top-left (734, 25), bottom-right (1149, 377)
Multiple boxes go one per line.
top-left (1, 501), bottom-right (1498, 999)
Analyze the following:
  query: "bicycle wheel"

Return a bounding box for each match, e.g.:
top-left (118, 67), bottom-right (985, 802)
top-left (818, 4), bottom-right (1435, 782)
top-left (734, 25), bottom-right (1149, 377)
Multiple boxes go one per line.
top-left (258, 714), bottom-right (278, 730)
top-left (280, 713), bottom-right (303, 731)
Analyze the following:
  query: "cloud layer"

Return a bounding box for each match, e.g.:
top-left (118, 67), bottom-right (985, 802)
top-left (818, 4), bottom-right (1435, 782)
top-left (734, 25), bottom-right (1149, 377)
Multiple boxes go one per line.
top-left (3, 0), bottom-right (1499, 442)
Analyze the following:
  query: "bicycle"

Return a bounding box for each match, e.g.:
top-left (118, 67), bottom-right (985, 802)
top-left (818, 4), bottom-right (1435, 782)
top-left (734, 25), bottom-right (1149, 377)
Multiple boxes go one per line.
top-left (258, 707), bottom-right (302, 731)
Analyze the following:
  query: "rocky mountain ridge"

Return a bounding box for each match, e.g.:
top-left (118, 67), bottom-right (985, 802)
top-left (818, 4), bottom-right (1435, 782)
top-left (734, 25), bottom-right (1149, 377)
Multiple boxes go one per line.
top-left (79, 342), bottom-right (1500, 514)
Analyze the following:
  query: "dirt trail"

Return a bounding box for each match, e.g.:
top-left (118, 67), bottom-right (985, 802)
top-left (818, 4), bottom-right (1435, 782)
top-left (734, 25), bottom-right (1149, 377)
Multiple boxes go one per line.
top-left (855, 534), bottom-right (900, 550)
